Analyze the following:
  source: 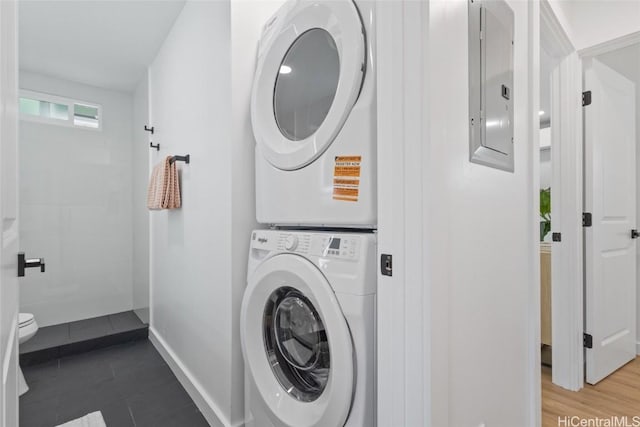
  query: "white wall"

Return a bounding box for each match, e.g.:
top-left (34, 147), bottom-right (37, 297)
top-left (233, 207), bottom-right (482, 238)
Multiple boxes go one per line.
top-left (132, 74), bottom-right (150, 323)
top-left (549, 0), bottom-right (640, 51)
top-left (147, 1), bottom-right (236, 426)
top-left (428, 0), bottom-right (535, 424)
top-left (148, 2), bottom-right (283, 424)
top-left (229, 1), bottom-right (281, 424)
top-left (19, 71), bottom-right (134, 327)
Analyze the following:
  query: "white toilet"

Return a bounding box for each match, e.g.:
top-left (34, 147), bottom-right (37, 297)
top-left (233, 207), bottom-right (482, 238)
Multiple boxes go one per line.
top-left (18, 313), bottom-right (38, 396)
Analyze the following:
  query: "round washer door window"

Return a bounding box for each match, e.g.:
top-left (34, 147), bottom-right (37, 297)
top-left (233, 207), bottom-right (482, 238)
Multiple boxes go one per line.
top-left (274, 29), bottom-right (340, 141)
top-left (240, 253), bottom-right (354, 427)
top-left (263, 287), bottom-right (330, 402)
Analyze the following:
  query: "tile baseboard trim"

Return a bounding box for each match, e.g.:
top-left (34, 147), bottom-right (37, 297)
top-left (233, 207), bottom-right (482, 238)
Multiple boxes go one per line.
top-left (149, 327), bottom-right (238, 427)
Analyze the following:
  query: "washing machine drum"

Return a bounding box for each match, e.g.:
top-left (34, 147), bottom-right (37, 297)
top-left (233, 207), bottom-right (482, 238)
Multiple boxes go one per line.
top-left (241, 254), bottom-right (355, 426)
top-left (251, 0), bottom-right (366, 171)
top-left (264, 287), bottom-right (331, 402)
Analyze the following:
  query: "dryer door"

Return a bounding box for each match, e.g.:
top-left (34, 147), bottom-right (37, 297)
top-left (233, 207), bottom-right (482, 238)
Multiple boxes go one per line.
top-left (251, 0), bottom-right (365, 171)
top-left (241, 254), bottom-right (354, 427)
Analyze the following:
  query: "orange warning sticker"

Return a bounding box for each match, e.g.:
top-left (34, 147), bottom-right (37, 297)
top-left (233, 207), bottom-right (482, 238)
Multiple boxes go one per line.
top-left (334, 179), bottom-right (360, 186)
top-left (333, 156), bottom-right (361, 202)
top-left (333, 188), bottom-right (359, 197)
top-left (334, 167), bottom-right (361, 177)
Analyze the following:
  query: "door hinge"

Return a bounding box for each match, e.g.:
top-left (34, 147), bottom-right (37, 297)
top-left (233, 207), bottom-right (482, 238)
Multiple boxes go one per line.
top-left (583, 212), bottom-right (592, 227)
top-left (582, 91), bottom-right (592, 106)
top-left (380, 254), bottom-right (393, 276)
top-left (583, 333), bottom-right (593, 349)
top-left (552, 232), bottom-right (562, 242)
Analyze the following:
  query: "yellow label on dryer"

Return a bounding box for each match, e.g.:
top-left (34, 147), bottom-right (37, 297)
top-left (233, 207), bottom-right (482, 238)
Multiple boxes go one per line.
top-left (333, 156), bottom-right (361, 202)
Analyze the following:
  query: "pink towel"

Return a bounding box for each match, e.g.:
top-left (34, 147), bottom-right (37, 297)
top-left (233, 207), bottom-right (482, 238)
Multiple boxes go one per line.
top-left (147, 156), bottom-right (181, 210)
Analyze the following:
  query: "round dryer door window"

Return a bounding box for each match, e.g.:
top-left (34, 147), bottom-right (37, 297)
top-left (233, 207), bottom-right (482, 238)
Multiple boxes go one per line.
top-left (263, 287), bottom-right (330, 402)
top-left (274, 29), bottom-right (340, 141)
top-left (240, 254), bottom-right (354, 427)
top-left (251, 0), bottom-right (365, 170)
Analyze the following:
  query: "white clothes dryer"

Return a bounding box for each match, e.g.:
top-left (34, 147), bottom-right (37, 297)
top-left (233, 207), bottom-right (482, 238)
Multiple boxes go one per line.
top-left (241, 229), bottom-right (376, 427)
top-left (251, 0), bottom-right (376, 228)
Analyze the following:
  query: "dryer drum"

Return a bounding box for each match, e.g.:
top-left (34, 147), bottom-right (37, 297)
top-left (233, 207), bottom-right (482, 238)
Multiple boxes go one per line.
top-left (263, 286), bottom-right (331, 402)
top-left (273, 28), bottom-right (340, 142)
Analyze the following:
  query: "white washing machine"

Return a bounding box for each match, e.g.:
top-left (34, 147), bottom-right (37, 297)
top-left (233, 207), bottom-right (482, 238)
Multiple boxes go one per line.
top-left (241, 229), bottom-right (376, 427)
top-left (251, 0), bottom-right (377, 228)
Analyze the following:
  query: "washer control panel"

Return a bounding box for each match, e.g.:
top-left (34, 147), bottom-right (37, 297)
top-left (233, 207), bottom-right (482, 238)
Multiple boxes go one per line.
top-left (266, 231), bottom-right (360, 260)
top-left (283, 234), bottom-right (298, 251)
top-left (275, 232), bottom-right (310, 253)
top-left (313, 235), bottom-right (359, 260)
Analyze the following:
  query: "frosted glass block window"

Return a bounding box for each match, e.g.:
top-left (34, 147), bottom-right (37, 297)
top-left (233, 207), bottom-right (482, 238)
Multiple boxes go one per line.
top-left (74, 104), bottom-right (99, 128)
top-left (19, 97), bottom-right (69, 120)
top-left (19, 90), bottom-right (101, 130)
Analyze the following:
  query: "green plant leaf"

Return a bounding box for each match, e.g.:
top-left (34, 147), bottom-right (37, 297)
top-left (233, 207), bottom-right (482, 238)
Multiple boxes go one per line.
top-left (540, 187), bottom-right (551, 220)
top-left (540, 188), bottom-right (551, 241)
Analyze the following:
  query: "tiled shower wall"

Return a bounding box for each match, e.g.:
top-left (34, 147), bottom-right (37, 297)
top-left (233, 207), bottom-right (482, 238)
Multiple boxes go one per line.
top-left (19, 71), bottom-right (136, 326)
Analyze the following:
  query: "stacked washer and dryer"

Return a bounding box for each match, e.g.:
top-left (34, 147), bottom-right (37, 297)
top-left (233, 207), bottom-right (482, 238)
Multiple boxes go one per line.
top-left (240, 1), bottom-right (377, 426)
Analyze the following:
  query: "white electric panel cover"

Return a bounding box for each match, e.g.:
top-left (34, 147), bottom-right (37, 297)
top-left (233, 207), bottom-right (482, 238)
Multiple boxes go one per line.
top-left (469, 0), bottom-right (514, 172)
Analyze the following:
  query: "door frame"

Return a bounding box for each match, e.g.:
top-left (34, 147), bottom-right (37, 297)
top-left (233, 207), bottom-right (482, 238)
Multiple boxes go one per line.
top-left (544, 13), bottom-right (640, 391)
top-left (376, 1), bottom-right (431, 425)
top-left (538, 0), bottom-right (585, 392)
top-left (0, 0), bottom-right (20, 424)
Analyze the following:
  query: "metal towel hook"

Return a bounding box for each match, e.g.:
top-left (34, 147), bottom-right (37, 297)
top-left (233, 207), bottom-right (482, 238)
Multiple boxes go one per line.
top-left (169, 155), bottom-right (190, 164)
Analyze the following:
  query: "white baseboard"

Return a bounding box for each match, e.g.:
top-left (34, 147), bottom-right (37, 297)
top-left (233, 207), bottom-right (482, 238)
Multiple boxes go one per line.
top-left (637, 341), bottom-right (640, 355)
top-left (149, 327), bottom-right (242, 427)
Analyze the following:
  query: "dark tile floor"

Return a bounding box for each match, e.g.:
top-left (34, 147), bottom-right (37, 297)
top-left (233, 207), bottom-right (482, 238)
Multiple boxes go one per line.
top-left (21, 311), bottom-right (146, 355)
top-left (20, 340), bottom-right (209, 427)
top-left (20, 312), bottom-right (149, 367)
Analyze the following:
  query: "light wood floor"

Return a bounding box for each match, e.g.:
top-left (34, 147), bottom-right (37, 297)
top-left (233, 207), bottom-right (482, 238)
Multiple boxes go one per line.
top-left (542, 358), bottom-right (640, 426)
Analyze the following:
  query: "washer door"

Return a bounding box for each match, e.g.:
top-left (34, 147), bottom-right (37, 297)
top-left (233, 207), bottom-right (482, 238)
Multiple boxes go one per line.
top-left (251, 0), bottom-right (365, 171)
top-left (241, 254), bottom-right (354, 427)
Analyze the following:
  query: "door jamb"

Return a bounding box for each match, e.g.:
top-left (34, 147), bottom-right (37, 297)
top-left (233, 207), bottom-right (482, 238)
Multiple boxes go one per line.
top-left (539, 0), bottom-right (585, 392)
top-left (376, 1), bottom-right (431, 426)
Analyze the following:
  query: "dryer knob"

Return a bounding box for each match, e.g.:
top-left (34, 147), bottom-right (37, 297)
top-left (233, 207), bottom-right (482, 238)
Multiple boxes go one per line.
top-left (284, 235), bottom-right (298, 251)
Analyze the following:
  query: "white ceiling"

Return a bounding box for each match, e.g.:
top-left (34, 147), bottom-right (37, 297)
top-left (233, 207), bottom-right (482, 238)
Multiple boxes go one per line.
top-left (597, 43), bottom-right (640, 86)
top-left (19, 1), bottom-right (186, 92)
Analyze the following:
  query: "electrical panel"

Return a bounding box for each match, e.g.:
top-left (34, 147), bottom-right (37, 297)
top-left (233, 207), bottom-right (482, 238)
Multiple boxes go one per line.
top-left (469, 0), bottom-right (515, 172)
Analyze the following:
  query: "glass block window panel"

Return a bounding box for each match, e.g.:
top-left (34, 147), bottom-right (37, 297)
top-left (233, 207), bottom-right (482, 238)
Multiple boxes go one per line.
top-left (19, 98), bottom-right (40, 116)
top-left (19, 97), bottom-right (69, 121)
top-left (74, 104), bottom-right (99, 128)
top-left (19, 91), bottom-right (101, 130)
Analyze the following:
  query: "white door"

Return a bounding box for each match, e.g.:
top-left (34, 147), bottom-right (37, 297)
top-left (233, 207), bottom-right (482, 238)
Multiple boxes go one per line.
top-left (0, 0), bottom-right (19, 424)
top-left (584, 58), bottom-right (637, 385)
